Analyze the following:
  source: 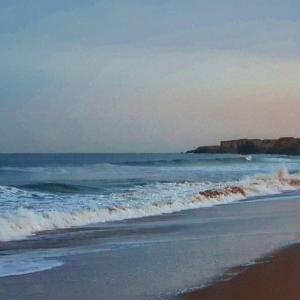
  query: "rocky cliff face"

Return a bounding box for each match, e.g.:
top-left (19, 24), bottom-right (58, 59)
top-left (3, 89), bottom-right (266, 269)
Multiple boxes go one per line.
top-left (220, 139), bottom-right (277, 154)
top-left (187, 138), bottom-right (300, 155)
top-left (269, 137), bottom-right (300, 155)
top-left (186, 145), bottom-right (221, 154)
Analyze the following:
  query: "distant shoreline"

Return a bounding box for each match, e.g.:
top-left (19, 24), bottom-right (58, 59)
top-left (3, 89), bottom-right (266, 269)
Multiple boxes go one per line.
top-left (187, 137), bottom-right (300, 155)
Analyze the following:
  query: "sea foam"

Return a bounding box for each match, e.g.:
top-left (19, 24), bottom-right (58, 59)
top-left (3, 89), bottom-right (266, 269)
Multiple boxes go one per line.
top-left (0, 168), bottom-right (300, 242)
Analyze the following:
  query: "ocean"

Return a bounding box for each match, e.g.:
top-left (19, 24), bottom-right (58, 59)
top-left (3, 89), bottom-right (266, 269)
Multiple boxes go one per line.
top-left (1, 153), bottom-right (300, 299)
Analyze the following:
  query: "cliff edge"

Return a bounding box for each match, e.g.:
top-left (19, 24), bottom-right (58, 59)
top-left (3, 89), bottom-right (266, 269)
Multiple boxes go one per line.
top-left (187, 137), bottom-right (300, 155)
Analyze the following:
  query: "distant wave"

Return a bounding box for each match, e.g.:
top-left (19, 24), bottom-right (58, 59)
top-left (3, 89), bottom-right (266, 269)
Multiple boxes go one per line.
top-left (1, 168), bottom-right (300, 242)
top-left (114, 158), bottom-right (188, 166)
top-left (0, 163), bottom-right (138, 182)
top-left (1, 155), bottom-right (300, 175)
top-left (261, 157), bottom-right (294, 163)
top-left (112, 156), bottom-right (253, 166)
top-left (0, 156), bottom-right (253, 172)
top-left (17, 183), bottom-right (86, 194)
top-left (0, 163), bottom-right (117, 173)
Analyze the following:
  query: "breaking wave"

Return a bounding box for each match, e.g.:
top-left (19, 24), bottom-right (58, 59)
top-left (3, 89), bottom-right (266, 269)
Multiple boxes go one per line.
top-left (0, 168), bottom-right (300, 242)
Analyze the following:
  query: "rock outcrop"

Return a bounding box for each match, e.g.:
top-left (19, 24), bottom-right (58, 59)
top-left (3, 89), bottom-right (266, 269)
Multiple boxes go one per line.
top-left (186, 145), bottom-right (221, 154)
top-left (187, 137), bottom-right (300, 155)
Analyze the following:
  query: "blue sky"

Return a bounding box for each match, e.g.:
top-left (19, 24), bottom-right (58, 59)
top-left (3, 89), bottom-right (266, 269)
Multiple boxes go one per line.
top-left (1, 0), bottom-right (300, 152)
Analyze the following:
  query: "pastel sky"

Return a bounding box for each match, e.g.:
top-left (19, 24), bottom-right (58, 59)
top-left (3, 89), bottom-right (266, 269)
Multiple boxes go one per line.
top-left (1, 0), bottom-right (300, 152)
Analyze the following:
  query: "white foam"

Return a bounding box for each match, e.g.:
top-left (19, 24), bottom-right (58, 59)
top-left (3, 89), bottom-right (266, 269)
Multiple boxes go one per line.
top-left (0, 257), bottom-right (63, 277)
top-left (0, 169), bottom-right (300, 242)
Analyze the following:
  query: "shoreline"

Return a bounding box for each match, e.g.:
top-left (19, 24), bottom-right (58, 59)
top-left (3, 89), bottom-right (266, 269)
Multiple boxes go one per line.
top-left (177, 242), bottom-right (300, 300)
top-left (2, 193), bottom-right (300, 300)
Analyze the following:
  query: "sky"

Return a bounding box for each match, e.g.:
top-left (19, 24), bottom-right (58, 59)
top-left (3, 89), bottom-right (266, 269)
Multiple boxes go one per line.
top-left (1, 0), bottom-right (300, 153)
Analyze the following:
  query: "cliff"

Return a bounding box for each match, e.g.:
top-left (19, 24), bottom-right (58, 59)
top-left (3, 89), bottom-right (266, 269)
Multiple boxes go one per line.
top-left (187, 137), bottom-right (300, 155)
top-left (186, 145), bottom-right (221, 154)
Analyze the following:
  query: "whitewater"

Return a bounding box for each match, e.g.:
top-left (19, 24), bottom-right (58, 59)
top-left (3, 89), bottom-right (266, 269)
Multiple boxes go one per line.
top-left (1, 153), bottom-right (300, 242)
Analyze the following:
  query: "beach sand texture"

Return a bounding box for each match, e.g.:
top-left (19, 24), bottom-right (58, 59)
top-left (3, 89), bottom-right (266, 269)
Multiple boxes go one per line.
top-left (179, 243), bottom-right (300, 300)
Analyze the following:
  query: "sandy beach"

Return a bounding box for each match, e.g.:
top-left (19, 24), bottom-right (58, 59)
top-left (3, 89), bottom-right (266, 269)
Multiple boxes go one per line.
top-left (178, 243), bottom-right (300, 300)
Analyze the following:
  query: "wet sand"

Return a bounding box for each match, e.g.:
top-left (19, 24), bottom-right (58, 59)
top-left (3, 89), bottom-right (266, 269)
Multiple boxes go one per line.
top-left (178, 243), bottom-right (300, 300)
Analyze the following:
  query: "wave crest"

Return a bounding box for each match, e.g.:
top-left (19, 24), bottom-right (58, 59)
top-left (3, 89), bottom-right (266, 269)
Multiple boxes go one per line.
top-left (193, 168), bottom-right (300, 203)
top-left (0, 168), bottom-right (300, 242)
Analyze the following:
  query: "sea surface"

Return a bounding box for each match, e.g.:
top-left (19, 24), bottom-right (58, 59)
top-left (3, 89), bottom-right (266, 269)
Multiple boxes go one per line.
top-left (1, 153), bottom-right (300, 299)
